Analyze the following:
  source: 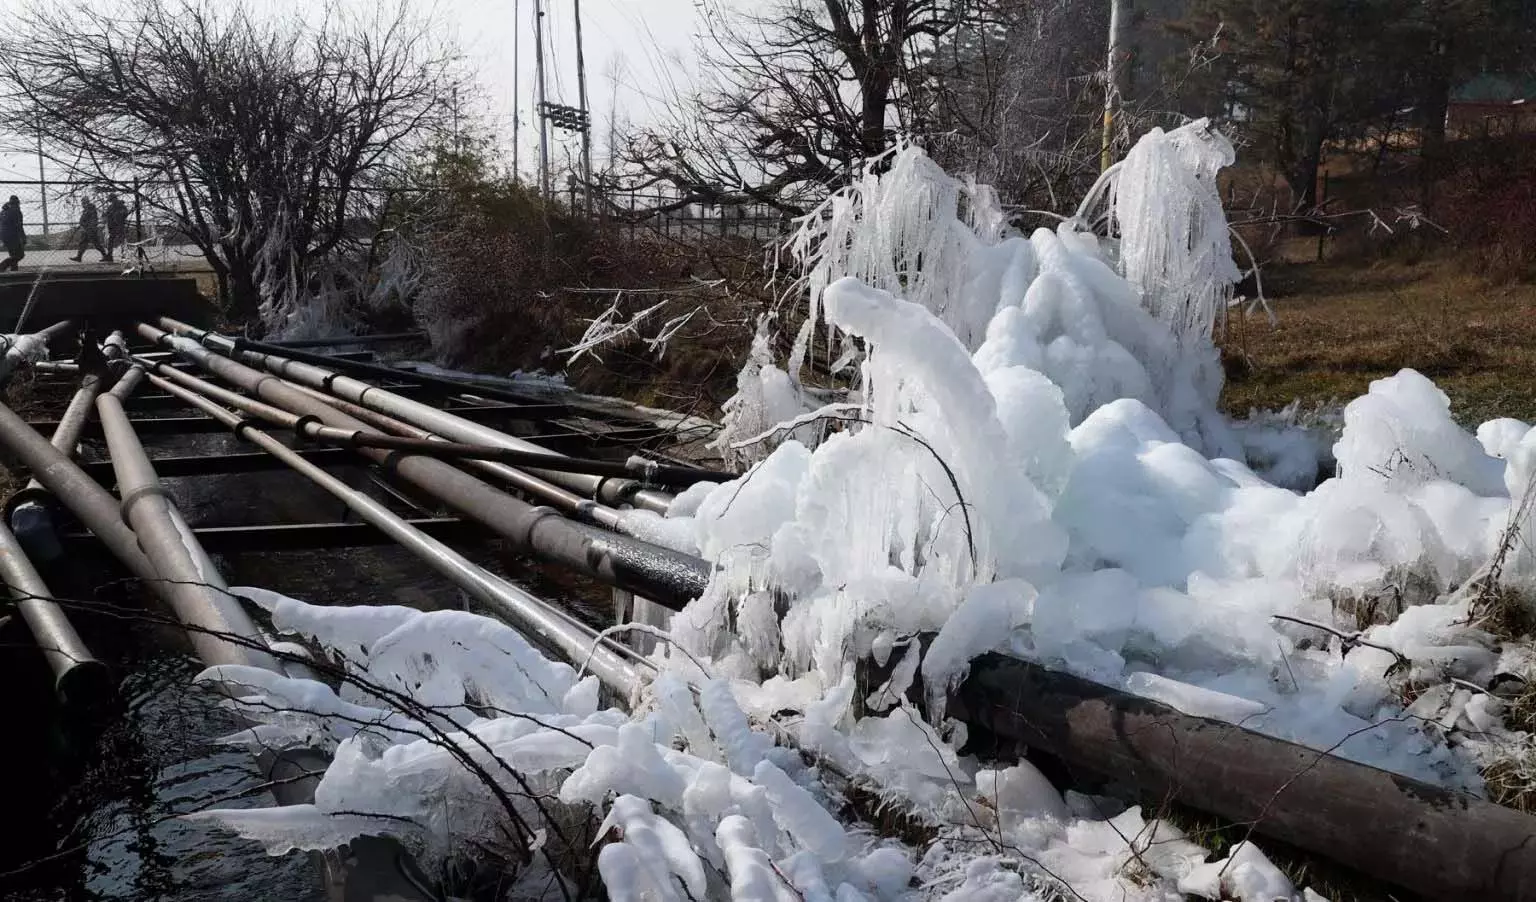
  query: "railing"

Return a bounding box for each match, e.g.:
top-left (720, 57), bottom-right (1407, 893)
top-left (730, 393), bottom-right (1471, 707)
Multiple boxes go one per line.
top-left (0, 178), bottom-right (788, 276)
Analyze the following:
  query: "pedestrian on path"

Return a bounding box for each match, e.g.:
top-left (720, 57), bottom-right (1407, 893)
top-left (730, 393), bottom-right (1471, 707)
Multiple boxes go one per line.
top-left (0, 196), bottom-right (26, 272)
top-left (104, 194), bottom-right (128, 263)
top-left (70, 197), bottom-right (106, 263)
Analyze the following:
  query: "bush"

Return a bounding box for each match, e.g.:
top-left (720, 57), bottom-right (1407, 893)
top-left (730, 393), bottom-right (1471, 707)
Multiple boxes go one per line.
top-left (1435, 136), bottom-right (1536, 281)
top-left (401, 147), bottom-right (761, 408)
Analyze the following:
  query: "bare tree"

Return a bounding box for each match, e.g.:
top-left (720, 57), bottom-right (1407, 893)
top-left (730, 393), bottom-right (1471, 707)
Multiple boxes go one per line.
top-left (918, 0), bottom-right (1217, 214)
top-left (0, 0), bottom-right (456, 320)
top-left (618, 0), bottom-right (968, 216)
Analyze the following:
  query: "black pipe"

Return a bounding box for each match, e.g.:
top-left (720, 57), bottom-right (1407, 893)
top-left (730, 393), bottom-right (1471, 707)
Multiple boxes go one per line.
top-left (268, 331), bottom-right (427, 349)
top-left (209, 330), bottom-right (549, 406)
top-left (951, 652), bottom-right (1536, 900)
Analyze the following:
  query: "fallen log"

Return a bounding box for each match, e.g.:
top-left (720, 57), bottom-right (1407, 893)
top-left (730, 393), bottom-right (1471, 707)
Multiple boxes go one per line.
top-left (949, 652), bottom-right (1536, 901)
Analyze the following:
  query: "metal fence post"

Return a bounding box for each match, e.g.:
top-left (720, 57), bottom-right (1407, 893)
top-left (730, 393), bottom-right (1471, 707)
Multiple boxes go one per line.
top-left (133, 178), bottom-right (144, 244)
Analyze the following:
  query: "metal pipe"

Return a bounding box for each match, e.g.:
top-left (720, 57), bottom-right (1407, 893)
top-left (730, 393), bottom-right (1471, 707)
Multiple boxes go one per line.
top-left (302, 424), bottom-right (727, 486)
top-left (141, 325), bottom-right (711, 609)
top-left (267, 331), bottom-right (427, 349)
top-left (0, 400), bottom-right (228, 649)
top-left (30, 361), bottom-right (79, 375)
top-left (140, 358), bottom-right (625, 530)
top-left (0, 320), bottom-right (75, 385)
top-left (167, 322), bottom-right (531, 404)
top-left (94, 392), bottom-right (276, 670)
top-left (152, 373), bottom-right (643, 694)
top-left (0, 517), bottom-right (110, 704)
top-left (279, 383), bottom-right (627, 530)
top-left (5, 333), bottom-right (133, 701)
top-left (106, 361), bottom-right (147, 401)
top-left (0, 354), bottom-right (428, 899)
top-left (160, 318), bottom-right (677, 513)
top-left (136, 357), bottom-right (303, 429)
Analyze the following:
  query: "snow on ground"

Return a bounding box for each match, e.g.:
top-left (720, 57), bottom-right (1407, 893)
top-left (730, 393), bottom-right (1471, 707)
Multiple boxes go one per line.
top-left (185, 122), bottom-right (1536, 900)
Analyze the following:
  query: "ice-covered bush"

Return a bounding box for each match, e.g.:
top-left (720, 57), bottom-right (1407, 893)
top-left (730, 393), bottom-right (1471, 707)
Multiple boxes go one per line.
top-left (724, 120), bottom-right (1243, 467)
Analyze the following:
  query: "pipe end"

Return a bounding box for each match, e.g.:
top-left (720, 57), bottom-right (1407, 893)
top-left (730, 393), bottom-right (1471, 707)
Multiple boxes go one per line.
top-left (56, 659), bottom-right (115, 711)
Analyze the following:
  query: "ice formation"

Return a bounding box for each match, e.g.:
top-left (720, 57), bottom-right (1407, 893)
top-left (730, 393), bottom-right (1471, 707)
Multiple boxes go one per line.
top-left (184, 121), bottom-right (1536, 900)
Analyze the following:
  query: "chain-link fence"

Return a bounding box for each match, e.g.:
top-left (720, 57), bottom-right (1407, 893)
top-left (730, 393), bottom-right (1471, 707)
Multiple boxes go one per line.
top-left (0, 179), bottom-right (411, 273)
top-left (0, 179), bottom-right (207, 270)
top-left (575, 184), bottom-right (795, 247)
top-left (0, 177), bottom-right (788, 276)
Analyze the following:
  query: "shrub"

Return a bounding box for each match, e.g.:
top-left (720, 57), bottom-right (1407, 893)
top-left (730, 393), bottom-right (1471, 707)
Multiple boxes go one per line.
top-left (400, 146), bottom-right (761, 408)
top-left (1435, 136), bottom-right (1536, 281)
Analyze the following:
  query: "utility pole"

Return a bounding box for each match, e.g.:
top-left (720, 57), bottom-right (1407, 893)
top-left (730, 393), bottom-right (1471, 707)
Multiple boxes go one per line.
top-left (451, 84), bottom-right (462, 151)
top-left (573, 0), bottom-right (593, 214)
top-left (1101, 0), bottom-right (1126, 172)
top-left (35, 125), bottom-right (48, 243)
top-left (512, 0), bottom-right (521, 181)
top-left (533, 0), bottom-right (551, 199)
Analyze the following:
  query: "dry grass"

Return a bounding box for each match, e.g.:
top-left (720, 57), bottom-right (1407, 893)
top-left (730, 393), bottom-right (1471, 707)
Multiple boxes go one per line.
top-left (1220, 255), bottom-right (1536, 425)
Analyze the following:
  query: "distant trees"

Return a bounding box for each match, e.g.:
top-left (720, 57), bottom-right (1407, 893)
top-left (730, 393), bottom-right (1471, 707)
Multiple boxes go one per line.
top-left (0, 0), bottom-right (456, 318)
top-left (1175, 0), bottom-right (1536, 208)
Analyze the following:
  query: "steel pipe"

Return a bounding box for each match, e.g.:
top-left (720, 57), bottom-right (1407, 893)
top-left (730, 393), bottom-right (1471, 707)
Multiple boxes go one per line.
top-left (0, 356), bottom-right (427, 899)
top-left (280, 382), bottom-right (628, 530)
top-left (0, 320), bottom-right (75, 385)
top-left (198, 327), bottom-right (546, 405)
top-left (153, 374), bottom-right (644, 694)
top-left (0, 518), bottom-right (110, 704)
top-left (302, 424), bottom-right (728, 486)
top-left (0, 400), bottom-right (248, 660)
top-left (268, 331), bottom-right (427, 349)
top-left (141, 325), bottom-right (711, 609)
top-left (160, 318), bottom-right (677, 514)
top-left (95, 392), bottom-right (276, 670)
top-left (952, 651), bottom-right (1536, 900)
top-left (139, 358), bottom-right (624, 529)
top-left (5, 333), bottom-right (132, 702)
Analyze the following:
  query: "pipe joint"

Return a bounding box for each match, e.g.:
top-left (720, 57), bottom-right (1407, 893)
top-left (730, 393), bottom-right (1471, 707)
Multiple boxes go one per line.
top-left (117, 483), bottom-right (173, 523)
top-left (517, 505), bottom-right (564, 547)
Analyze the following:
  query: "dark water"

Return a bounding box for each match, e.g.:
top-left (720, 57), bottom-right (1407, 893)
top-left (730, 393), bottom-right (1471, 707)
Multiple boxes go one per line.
top-left (0, 419), bottom-right (614, 900)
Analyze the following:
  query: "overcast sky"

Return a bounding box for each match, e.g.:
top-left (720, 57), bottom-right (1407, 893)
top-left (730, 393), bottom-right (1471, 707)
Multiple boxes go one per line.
top-left (0, 0), bottom-right (703, 195)
top-left (431, 0), bottom-right (701, 176)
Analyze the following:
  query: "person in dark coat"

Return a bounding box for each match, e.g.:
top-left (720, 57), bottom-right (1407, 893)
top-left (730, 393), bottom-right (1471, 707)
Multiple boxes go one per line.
top-left (70, 198), bottom-right (106, 263)
top-left (0, 196), bottom-right (25, 272)
top-left (104, 194), bottom-right (128, 263)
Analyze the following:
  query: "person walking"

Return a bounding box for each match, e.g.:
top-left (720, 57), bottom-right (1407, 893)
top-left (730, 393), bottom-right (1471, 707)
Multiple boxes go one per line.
top-left (70, 198), bottom-right (106, 263)
top-left (104, 194), bottom-right (128, 263)
top-left (0, 196), bottom-right (25, 272)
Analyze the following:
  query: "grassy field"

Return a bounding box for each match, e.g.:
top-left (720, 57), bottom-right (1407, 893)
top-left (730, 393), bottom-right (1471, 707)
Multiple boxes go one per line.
top-left (1220, 257), bottom-right (1536, 426)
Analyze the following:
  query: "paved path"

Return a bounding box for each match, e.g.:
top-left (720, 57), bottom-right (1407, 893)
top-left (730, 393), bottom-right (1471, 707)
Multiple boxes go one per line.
top-left (7, 244), bottom-right (210, 272)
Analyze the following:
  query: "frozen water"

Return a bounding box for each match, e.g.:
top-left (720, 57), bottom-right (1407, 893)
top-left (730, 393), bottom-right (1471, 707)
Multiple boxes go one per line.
top-left (182, 121), bottom-right (1536, 901)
